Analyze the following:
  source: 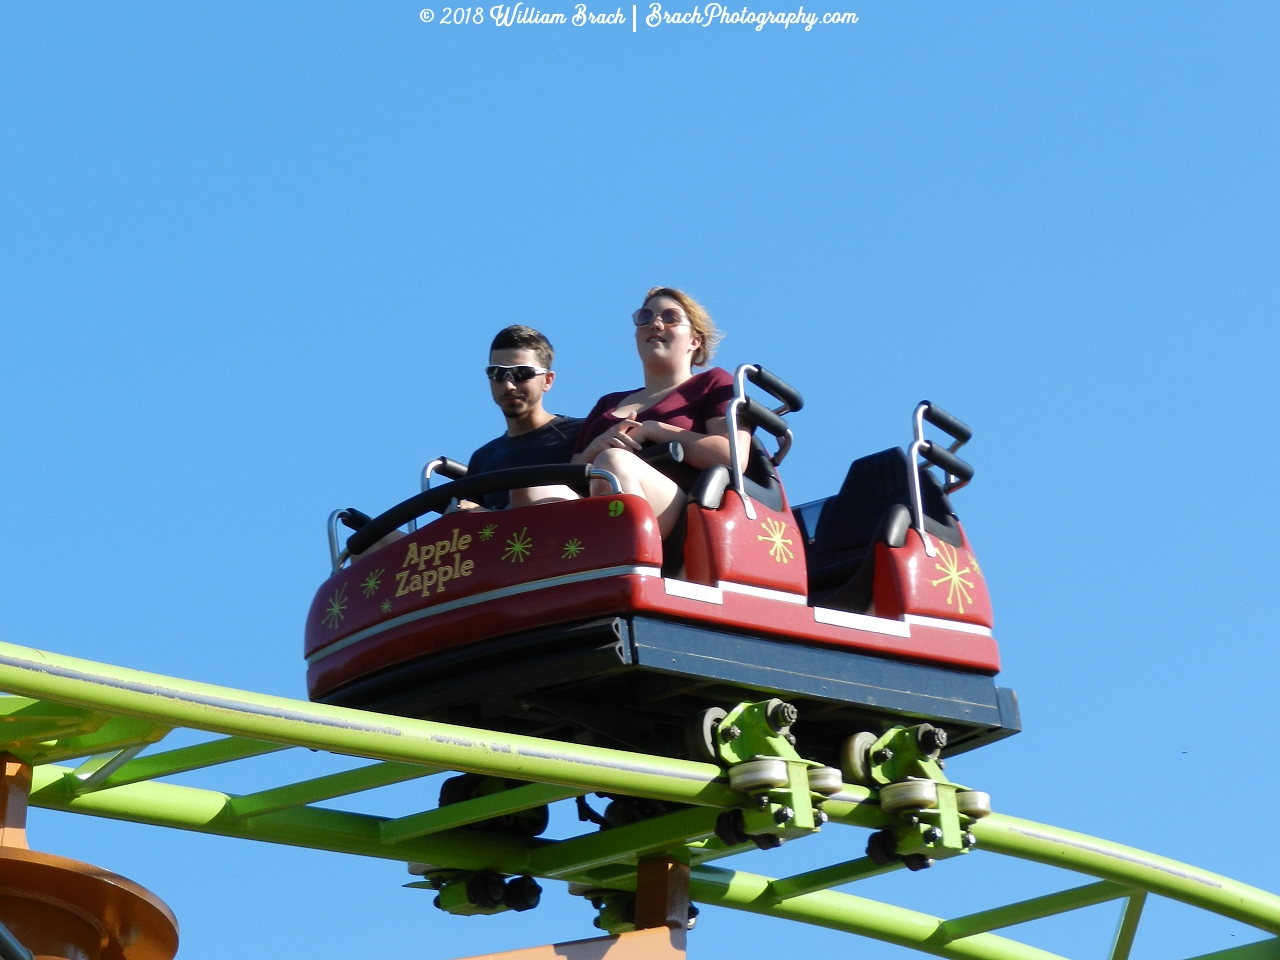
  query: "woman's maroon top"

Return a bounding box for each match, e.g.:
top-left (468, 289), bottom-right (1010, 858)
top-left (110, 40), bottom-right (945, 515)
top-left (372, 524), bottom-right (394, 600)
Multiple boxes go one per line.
top-left (571, 367), bottom-right (738, 455)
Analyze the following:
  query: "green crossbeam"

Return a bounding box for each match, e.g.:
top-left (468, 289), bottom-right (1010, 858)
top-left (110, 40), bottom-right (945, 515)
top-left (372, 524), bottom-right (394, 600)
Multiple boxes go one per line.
top-left (99, 736), bottom-right (289, 789)
top-left (380, 783), bottom-right (578, 843)
top-left (230, 761), bottom-right (440, 819)
top-left (769, 856), bottom-right (902, 901)
top-left (938, 881), bottom-right (1131, 941)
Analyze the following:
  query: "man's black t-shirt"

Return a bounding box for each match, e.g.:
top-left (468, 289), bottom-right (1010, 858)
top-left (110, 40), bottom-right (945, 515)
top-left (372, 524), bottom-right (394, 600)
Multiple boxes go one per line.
top-left (467, 415), bottom-right (584, 509)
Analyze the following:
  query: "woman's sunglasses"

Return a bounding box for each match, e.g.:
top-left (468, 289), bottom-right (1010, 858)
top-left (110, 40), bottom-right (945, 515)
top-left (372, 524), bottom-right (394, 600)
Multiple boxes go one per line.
top-left (632, 307), bottom-right (687, 327)
top-left (485, 364), bottom-right (549, 383)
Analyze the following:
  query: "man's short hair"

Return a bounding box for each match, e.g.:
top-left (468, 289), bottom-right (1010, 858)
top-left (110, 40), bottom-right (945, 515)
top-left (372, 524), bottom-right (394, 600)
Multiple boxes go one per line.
top-left (491, 325), bottom-right (554, 368)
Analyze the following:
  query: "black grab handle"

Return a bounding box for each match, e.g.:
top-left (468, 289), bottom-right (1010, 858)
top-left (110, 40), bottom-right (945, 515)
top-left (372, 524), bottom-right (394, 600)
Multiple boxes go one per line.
top-left (637, 440), bottom-right (686, 468)
top-left (921, 403), bottom-right (973, 445)
top-left (919, 441), bottom-right (975, 483)
top-left (433, 457), bottom-right (469, 481)
top-left (739, 396), bottom-right (790, 439)
top-left (747, 366), bottom-right (805, 412)
top-left (346, 464), bottom-right (595, 556)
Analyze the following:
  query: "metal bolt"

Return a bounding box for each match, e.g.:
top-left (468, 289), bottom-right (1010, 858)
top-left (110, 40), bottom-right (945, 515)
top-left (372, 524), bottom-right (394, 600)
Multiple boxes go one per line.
top-left (937, 760), bottom-right (946, 770)
top-left (784, 732), bottom-right (797, 746)
top-left (963, 832), bottom-right (977, 849)
top-left (813, 808), bottom-right (829, 824)
top-left (774, 806), bottom-right (794, 824)
top-left (768, 701), bottom-right (799, 731)
top-left (924, 826), bottom-right (943, 843)
top-left (722, 724), bottom-right (742, 741)
top-left (754, 795), bottom-right (771, 809)
top-left (917, 724), bottom-right (948, 754)
top-left (872, 748), bottom-right (893, 764)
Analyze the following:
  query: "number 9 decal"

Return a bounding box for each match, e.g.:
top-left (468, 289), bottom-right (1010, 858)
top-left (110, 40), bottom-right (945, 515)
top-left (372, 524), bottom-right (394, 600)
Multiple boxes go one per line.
top-left (608, 500), bottom-right (625, 517)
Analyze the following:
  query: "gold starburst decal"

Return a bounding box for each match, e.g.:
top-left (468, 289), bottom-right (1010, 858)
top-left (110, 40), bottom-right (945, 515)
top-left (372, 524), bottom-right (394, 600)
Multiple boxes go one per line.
top-left (931, 541), bottom-right (976, 613)
top-left (380, 599), bottom-right (392, 614)
top-left (503, 527), bottom-right (533, 562)
top-left (322, 583), bottom-right (348, 629)
top-left (478, 523), bottom-right (498, 542)
top-left (562, 538), bottom-right (584, 559)
top-left (968, 551), bottom-right (982, 577)
top-left (360, 569), bottom-right (384, 598)
top-left (757, 517), bottom-right (794, 563)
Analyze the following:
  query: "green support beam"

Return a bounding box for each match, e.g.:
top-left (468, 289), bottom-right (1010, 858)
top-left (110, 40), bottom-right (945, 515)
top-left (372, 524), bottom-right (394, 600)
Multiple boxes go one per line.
top-left (938, 881), bottom-right (1130, 941)
top-left (380, 783), bottom-right (578, 844)
top-left (530, 806), bottom-right (721, 878)
top-left (691, 864), bottom-right (1069, 960)
top-left (1110, 892), bottom-right (1146, 960)
top-left (1182, 939), bottom-right (1280, 960)
top-left (229, 761), bottom-right (440, 819)
top-left (768, 857), bottom-right (902, 902)
top-left (97, 736), bottom-right (290, 789)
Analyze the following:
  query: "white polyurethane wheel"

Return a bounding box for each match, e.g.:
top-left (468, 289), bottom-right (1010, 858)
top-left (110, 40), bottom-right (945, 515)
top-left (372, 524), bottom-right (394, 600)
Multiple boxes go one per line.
top-left (956, 790), bottom-right (992, 818)
top-left (807, 766), bottom-right (844, 796)
top-left (879, 779), bottom-right (939, 813)
top-left (840, 732), bottom-right (879, 786)
top-left (728, 758), bottom-right (789, 793)
top-left (685, 707), bottom-right (728, 764)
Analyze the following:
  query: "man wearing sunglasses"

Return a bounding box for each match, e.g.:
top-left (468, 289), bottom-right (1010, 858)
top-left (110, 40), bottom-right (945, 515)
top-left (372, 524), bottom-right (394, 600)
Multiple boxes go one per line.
top-left (464, 325), bottom-right (583, 510)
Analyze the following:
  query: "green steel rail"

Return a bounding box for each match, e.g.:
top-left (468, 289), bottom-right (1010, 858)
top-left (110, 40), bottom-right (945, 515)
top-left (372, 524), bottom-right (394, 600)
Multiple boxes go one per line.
top-left (1, 638), bottom-right (1276, 960)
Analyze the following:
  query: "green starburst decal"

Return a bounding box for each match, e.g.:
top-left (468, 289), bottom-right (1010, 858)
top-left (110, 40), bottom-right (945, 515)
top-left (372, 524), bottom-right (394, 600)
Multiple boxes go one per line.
top-left (380, 599), bottom-right (392, 614)
top-left (478, 523), bottom-right (498, 542)
top-left (322, 583), bottom-right (348, 629)
top-left (562, 538), bottom-right (584, 559)
top-left (502, 527), bottom-right (533, 562)
top-left (361, 569), bottom-right (384, 598)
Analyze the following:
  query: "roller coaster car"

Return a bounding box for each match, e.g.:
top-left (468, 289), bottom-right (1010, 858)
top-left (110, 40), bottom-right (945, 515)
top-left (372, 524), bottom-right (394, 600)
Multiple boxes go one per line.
top-left (305, 366), bottom-right (1019, 771)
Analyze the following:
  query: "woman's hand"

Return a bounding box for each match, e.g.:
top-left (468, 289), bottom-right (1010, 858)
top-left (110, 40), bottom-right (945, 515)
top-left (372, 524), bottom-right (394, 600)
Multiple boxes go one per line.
top-left (573, 417), bottom-right (644, 464)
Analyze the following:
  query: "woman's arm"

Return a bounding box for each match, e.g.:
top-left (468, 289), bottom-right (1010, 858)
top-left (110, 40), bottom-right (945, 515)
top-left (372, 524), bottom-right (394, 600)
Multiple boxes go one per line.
top-left (629, 417), bottom-right (752, 472)
top-left (572, 418), bottom-right (644, 464)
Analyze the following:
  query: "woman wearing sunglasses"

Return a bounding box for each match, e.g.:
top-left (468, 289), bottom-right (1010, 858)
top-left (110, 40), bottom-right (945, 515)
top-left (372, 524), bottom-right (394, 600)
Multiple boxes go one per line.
top-left (570, 287), bottom-right (750, 538)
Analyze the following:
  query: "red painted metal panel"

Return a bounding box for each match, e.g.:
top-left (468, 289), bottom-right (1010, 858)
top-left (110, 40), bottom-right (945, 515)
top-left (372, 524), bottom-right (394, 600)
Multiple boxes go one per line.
top-left (305, 494), bottom-right (661, 659)
top-left (881, 525), bottom-right (994, 628)
top-left (683, 491), bottom-right (808, 595)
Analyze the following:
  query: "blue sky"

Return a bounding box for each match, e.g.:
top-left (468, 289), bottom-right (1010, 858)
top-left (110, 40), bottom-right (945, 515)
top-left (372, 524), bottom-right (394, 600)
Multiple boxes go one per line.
top-left (2, 2), bottom-right (1278, 957)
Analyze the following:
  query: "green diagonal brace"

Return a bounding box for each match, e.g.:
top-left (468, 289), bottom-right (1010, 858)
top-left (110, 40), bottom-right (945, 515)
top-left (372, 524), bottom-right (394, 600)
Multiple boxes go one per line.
top-left (769, 856), bottom-right (902, 902)
top-left (938, 881), bottom-right (1130, 941)
top-left (380, 783), bottom-right (577, 844)
top-left (230, 761), bottom-right (440, 819)
top-left (530, 806), bottom-right (721, 879)
top-left (1110, 892), bottom-right (1146, 960)
top-left (98, 736), bottom-right (290, 789)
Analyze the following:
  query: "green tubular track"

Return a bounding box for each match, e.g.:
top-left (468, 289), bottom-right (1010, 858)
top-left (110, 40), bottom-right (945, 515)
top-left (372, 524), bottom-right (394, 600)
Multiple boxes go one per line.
top-left (1, 638), bottom-right (1276, 959)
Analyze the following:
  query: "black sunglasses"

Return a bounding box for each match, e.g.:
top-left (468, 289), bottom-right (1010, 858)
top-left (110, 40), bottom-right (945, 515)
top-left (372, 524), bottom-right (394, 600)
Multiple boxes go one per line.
top-left (485, 364), bottom-right (549, 383)
top-left (632, 307), bottom-right (687, 327)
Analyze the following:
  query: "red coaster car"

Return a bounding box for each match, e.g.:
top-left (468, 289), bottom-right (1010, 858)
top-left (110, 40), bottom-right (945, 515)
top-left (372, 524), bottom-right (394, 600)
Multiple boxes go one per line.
top-left (305, 367), bottom-right (1018, 768)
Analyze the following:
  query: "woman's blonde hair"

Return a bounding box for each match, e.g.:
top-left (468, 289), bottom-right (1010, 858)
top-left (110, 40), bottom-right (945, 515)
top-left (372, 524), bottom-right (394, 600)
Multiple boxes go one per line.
top-left (643, 286), bottom-right (723, 367)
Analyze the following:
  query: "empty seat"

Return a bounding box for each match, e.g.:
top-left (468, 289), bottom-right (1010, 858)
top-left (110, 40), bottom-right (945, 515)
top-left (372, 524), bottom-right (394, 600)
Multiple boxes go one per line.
top-left (803, 447), bottom-right (961, 596)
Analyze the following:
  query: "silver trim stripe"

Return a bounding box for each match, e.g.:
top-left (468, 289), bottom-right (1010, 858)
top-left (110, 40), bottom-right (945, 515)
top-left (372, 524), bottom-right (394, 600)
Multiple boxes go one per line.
top-left (717, 581), bottom-right (808, 604)
top-left (664, 579), bottom-right (723, 604)
top-left (904, 614), bottom-right (994, 637)
top-left (813, 606), bottom-right (912, 638)
top-left (308, 565), bottom-right (661, 665)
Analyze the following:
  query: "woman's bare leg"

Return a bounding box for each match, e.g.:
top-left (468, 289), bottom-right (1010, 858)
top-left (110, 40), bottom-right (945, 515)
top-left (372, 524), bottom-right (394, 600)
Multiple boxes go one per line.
top-left (591, 448), bottom-right (686, 538)
top-left (508, 484), bottom-right (581, 508)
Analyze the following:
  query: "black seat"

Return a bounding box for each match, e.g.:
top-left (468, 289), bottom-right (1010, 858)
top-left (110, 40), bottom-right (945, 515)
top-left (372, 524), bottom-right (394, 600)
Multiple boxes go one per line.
top-left (802, 448), bottom-right (962, 602)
